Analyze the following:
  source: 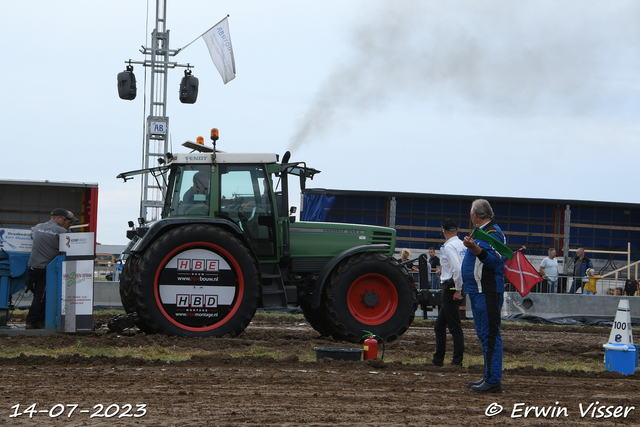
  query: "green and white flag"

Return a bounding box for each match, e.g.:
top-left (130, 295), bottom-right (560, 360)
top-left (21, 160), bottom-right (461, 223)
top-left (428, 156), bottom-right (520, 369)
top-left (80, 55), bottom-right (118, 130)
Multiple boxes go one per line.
top-left (471, 228), bottom-right (514, 260)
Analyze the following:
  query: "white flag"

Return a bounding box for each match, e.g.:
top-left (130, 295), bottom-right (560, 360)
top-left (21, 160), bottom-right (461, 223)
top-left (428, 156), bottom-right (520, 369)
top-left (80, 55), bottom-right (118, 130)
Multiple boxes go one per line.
top-left (202, 16), bottom-right (236, 84)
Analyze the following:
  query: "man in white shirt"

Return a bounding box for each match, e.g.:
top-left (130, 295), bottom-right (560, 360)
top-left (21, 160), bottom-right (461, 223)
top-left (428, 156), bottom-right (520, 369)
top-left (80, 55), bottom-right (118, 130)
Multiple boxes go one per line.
top-left (432, 219), bottom-right (467, 366)
top-left (540, 248), bottom-right (559, 294)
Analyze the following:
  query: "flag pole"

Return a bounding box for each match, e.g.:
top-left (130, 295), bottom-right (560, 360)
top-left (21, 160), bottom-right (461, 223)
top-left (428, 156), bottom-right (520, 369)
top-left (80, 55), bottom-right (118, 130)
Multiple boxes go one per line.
top-left (178, 14), bottom-right (230, 53)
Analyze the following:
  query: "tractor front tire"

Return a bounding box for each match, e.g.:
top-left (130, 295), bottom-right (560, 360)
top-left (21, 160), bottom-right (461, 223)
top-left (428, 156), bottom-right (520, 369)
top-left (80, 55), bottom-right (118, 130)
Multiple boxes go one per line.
top-left (325, 252), bottom-right (417, 343)
top-left (132, 225), bottom-right (260, 337)
top-left (119, 256), bottom-right (139, 314)
top-left (119, 255), bottom-right (155, 334)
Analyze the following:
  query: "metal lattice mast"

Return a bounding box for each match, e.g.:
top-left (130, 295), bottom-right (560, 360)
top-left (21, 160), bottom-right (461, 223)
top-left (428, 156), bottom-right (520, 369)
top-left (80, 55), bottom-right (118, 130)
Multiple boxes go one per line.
top-left (140, 0), bottom-right (170, 221)
top-left (122, 0), bottom-right (196, 221)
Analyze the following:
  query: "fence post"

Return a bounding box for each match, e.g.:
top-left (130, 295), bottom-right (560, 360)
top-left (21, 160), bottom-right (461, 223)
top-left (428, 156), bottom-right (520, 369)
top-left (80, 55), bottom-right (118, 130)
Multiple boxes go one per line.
top-left (627, 242), bottom-right (631, 281)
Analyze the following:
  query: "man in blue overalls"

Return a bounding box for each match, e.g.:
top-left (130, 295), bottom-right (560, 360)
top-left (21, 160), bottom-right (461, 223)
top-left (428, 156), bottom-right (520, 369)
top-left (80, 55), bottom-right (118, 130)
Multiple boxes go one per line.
top-left (461, 199), bottom-right (505, 394)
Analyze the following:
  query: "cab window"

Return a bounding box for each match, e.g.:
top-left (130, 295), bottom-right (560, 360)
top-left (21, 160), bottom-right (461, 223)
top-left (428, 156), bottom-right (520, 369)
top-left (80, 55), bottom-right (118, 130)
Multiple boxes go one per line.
top-left (170, 165), bottom-right (211, 216)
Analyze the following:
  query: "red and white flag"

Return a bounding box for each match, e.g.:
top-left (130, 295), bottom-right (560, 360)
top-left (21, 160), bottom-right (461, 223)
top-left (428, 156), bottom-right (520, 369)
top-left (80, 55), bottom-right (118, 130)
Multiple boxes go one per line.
top-left (504, 250), bottom-right (543, 297)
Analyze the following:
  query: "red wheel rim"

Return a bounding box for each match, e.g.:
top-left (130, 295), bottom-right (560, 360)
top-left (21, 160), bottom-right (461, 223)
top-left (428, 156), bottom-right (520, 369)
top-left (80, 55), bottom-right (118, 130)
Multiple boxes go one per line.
top-left (346, 273), bottom-right (398, 325)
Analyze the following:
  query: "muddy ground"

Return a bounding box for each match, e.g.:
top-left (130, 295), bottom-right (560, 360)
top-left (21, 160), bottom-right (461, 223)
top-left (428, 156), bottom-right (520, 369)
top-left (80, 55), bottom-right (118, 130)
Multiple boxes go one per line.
top-left (0, 313), bottom-right (638, 426)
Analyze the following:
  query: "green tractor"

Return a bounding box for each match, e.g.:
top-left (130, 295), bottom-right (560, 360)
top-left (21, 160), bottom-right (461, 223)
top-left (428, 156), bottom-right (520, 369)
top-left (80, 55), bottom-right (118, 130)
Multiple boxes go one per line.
top-left (118, 130), bottom-right (417, 342)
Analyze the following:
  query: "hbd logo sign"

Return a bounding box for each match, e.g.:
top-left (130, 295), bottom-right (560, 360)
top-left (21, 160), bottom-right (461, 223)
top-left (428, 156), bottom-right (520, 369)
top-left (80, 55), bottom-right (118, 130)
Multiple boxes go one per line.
top-left (176, 294), bottom-right (218, 308)
top-left (177, 259), bottom-right (219, 272)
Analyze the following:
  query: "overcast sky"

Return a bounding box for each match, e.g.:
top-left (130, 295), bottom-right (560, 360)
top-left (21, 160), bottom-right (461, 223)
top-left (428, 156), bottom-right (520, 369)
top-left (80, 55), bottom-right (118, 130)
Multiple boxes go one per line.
top-left (1, 1), bottom-right (638, 245)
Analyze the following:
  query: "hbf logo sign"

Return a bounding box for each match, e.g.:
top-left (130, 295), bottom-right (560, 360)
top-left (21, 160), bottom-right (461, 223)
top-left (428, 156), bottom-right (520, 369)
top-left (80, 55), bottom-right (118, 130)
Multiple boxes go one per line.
top-left (177, 259), bottom-right (219, 272)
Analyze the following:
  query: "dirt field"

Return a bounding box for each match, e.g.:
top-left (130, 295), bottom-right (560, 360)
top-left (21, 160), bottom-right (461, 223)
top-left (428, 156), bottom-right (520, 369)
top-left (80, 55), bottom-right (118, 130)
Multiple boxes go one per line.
top-left (1, 313), bottom-right (638, 426)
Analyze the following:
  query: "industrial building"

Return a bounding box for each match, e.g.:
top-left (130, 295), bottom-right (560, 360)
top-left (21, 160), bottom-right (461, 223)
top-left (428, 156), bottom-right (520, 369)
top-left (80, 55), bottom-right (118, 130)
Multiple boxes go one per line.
top-left (302, 188), bottom-right (640, 294)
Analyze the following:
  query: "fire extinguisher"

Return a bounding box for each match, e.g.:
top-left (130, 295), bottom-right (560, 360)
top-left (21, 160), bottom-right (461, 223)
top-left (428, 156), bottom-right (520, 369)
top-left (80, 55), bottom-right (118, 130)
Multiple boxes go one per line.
top-left (362, 331), bottom-right (385, 360)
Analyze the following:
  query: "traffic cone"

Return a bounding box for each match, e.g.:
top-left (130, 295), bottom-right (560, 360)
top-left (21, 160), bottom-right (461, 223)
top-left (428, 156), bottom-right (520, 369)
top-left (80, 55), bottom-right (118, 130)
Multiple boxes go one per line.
top-left (608, 299), bottom-right (634, 346)
top-left (603, 299), bottom-right (636, 375)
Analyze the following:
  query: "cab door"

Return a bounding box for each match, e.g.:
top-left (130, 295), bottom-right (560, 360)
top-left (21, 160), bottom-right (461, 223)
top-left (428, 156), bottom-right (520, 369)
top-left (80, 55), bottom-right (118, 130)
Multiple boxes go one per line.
top-left (219, 164), bottom-right (276, 258)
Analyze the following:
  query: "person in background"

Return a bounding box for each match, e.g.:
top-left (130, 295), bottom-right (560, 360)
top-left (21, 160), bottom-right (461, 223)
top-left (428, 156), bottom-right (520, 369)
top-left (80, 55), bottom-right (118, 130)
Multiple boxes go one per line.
top-left (583, 268), bottom-right (600, 295)
top-left (26, 208), bottom-right (78, 329)
top-left (624, 279), bottom-right (639, 296)
top-left (568, 248), bottom-right (593, 294)
top-left (428, 247), bottom-right (441, 289)
top-left (461, 199), bottom-right (506, 394)
top-left (432, 219), bottom-right (467, 367)
top-left (400, 249), bottom-right (418, 272)
top-left (540, 248), bottom-right (559, 294)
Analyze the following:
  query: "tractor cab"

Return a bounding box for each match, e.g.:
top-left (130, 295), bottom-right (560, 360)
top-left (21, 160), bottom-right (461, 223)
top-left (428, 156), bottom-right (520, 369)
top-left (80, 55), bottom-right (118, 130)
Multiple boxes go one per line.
top-left (118, 131), bottom-right (319, 260)
top-left (164, 154), bottom-right (279, 257)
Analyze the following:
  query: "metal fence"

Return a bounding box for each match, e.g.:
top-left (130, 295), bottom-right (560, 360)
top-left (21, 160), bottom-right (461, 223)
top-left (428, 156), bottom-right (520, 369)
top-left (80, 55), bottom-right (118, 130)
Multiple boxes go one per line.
top-left (508, 275), bottom-right (638, 296)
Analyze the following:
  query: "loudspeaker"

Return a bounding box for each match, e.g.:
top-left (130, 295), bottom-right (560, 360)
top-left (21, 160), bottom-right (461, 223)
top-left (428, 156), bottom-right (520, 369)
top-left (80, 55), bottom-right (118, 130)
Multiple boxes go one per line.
top-left (179, 71), bottom-right (199, 104)
top-left (117, 66), bottom-right (137, 100)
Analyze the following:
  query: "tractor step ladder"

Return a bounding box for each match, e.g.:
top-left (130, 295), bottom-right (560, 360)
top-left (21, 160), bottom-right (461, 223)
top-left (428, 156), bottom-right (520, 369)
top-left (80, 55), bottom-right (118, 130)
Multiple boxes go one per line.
top-left (260, 265), bottom-right (289, 309)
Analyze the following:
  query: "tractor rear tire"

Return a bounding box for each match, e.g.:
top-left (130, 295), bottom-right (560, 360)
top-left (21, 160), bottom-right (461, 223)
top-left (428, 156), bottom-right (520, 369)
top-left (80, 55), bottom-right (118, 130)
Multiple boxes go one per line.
top-left (325, 252), bottom-right (417, 343)
top-left (132, 225), bottom-right (260, 338)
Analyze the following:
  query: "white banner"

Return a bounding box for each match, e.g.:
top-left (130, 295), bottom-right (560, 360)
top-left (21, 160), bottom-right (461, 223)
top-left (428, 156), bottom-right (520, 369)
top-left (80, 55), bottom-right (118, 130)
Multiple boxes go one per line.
top-left (59, 232), bottom-right (95, 256)
top-left (61, 260), bottom-right (94, 317)
top-left (202, 16), bottom-right (236, 84)
top-left (0, 228), bottom-right (32, 253)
